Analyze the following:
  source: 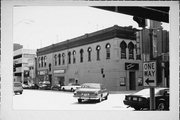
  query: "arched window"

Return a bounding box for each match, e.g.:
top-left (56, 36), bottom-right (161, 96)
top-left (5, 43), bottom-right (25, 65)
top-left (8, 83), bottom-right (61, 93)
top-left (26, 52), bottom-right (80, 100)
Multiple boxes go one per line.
top-left (80, 49), bottom-right (84, 63)
top-left (120, 41), bottom-right (127, 59)
top-left (128, 42), bottom-right (134, 59)
top-left (73, 50), bottom-right (76, 64)
top-left (41, 56), bottom-right (44, 67)
top-left (62, 53), bottom-right (65, 65)
top-left (105, 43), bottom-right (111, 59)
top-left (87, 47), bottom-right (92, 62)
top-left (38, 57), bottom-right (41, 68)
top-left (54, 54), bottom-right (57, 66)
top-left (68, 52), bottom-right (71, 64)
top-left (58, 54), bottom-right (61, 65)
top-left (44, 56), bottom-right (47, 67)
top-left (96, 45), bottom-right (101, 61)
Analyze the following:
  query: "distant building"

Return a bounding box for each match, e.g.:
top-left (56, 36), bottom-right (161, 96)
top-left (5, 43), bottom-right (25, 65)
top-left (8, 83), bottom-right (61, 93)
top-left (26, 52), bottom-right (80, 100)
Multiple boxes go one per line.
top-left (37, 25), bottom-right (144, 91)
top-left (13, 48), bottom-right (36, 84)
top-left (13, 43), bottom-right (23, 51)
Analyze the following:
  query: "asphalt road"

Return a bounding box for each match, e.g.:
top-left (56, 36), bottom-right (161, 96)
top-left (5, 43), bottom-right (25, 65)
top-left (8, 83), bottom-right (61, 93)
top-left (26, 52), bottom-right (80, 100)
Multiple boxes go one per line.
top-left (13, 89), bottom-right (135, 111)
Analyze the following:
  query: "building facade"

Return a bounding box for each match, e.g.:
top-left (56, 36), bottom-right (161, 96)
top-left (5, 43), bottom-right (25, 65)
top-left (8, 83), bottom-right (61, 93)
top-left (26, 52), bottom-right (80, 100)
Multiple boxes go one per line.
top-left (37, 25), bottom-right (144, 91)
top-left (13, 48), bottom-right (36, 84)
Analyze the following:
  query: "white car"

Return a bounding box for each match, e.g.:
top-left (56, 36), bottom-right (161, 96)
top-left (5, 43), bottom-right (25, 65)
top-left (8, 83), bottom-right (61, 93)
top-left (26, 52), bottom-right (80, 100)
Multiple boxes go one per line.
top-left (14, 82), bottom-right (23, 95)
top-left (61, 83), bottom-right (81, 92)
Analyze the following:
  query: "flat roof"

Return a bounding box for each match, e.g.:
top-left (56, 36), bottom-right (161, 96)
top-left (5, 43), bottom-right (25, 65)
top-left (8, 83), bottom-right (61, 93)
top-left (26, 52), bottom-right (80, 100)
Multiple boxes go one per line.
top-left (37, 25), bottom-right (139, 56)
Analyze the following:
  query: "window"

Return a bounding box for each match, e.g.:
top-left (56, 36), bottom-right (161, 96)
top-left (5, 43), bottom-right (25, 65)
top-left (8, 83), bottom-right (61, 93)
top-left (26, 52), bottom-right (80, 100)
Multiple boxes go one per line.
top-left (96, 45), bottom-right (101, 61)
top-left (41, 57), bottom-right (44, 67)
top-left (38, 57), bottom-right (41, 68)
top-left (68, 52), bottom-right (71, 64)
top-left (49, 63), bottom-right (51, 72)
top-left (105, 43), bottom-right (111, 59)
top-left (80, 49), bottom-right (84, 63)
top-left (120, 41), bottom-right (127, 59)
top-left (128, 42), bottom-right (134, 59)
top-left (62, 53), bottom-right (65, 65)
top-left (87, 47), bottom-right (92, 62)
top-left (44, 56), bottom-right (47, 67)
top-left (54, 54), bottom-right (57, 66)
top-left (73, 50), bottom-right (76, 64)
top-left (58, 54), bottom-right (61, 65)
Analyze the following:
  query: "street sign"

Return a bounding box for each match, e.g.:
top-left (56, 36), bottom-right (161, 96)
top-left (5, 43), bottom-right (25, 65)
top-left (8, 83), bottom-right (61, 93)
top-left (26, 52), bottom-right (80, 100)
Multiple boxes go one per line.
top-left (143, 61), bottom-right (156, 87)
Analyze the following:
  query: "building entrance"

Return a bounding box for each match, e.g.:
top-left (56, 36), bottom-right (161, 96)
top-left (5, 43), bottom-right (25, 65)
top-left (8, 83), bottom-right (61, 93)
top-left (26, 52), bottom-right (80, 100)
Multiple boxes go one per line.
top-left (129, 71), bottom-right (136, 90)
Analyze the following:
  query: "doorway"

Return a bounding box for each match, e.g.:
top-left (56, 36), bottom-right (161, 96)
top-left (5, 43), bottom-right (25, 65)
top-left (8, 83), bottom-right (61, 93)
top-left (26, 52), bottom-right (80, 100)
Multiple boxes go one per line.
top-left (129, 71), bottom-right (136, 90)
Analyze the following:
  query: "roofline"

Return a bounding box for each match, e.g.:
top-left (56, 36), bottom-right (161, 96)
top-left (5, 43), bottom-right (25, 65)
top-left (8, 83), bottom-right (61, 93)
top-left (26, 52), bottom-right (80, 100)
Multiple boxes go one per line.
top-left (37, 25), bottom-right (139, 56)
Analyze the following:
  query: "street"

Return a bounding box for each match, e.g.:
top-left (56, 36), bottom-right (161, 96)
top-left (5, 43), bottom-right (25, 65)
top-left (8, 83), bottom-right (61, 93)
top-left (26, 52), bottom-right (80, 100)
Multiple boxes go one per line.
top-left (13, 89), bottom-right (135, 110)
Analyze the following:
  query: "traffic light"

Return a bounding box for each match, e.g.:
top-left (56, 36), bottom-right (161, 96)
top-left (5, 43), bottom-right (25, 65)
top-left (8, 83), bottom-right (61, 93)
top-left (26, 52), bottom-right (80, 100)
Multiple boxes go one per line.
top-left (133, 16), bottom-right (147, 28)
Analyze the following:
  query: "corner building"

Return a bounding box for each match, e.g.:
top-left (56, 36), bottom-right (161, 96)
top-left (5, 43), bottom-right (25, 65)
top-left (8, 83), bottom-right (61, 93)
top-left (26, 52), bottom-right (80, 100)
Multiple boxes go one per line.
top-left (37, 25), bottom-right (144, 91)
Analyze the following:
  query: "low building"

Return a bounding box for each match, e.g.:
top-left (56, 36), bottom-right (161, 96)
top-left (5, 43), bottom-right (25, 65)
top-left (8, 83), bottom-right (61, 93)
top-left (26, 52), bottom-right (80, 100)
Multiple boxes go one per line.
top-left (13, 48), bottom-right (36, 84)
top-left (37, 25), bottom-right (144, 91)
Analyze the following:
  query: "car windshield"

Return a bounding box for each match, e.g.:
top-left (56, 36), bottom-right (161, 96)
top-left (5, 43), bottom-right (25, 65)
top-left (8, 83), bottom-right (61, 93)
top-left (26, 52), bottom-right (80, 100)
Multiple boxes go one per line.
top-left (81, 83), bottom-right (100, 89)
top-left (14, 82), bottom-right (22, 87)
top-left (134, 88), bottom-right (164, 96)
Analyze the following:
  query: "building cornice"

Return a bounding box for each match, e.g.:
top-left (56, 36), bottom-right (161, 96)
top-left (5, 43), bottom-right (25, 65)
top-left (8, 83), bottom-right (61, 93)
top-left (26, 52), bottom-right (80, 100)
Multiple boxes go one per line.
top-left (37, 25), bottom-right (139, 56)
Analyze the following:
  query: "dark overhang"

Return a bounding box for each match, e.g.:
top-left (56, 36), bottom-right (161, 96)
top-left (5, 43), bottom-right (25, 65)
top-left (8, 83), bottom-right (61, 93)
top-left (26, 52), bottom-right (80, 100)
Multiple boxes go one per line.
top-left (92, 6), bottom-right (169, 23)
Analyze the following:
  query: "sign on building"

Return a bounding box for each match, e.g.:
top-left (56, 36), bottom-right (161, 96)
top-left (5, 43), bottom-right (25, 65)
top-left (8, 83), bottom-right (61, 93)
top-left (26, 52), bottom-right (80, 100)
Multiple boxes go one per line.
top-left (143, 61), bottom-right (156, 87)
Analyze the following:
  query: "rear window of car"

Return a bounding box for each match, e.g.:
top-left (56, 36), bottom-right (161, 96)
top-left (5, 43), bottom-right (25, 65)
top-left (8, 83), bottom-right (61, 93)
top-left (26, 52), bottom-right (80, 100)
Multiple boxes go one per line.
top-left (14, 83), bottom-right (22, 87)
top-left (81, 83), bottom-right (100, 89)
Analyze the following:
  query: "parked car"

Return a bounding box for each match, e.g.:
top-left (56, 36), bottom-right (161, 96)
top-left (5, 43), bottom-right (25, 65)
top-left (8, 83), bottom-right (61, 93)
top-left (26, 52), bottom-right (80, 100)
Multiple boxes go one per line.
top-left (51, 84), bottom-right (61, 91)
top-left (39, 81), bottom-right (51, 90)
top-left (22, 83), bottom-right (30, 89)
top-left (61, 83), bottom-right (81, 92)
top-left (123, 87), bottom-right (169, 110)
top-left (14, 82), bottom-right (23, 95)
top-left (29, 83), bottom-right (39, 89)
top-left (73, 83), bottom-right (109, 103)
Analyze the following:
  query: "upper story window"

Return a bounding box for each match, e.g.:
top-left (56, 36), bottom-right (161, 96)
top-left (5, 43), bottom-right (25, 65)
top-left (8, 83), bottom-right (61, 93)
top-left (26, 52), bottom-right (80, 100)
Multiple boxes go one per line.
top-left (62, 53), bottom-right (65, 65)
top-left (128, 42), bottom-right (134, 59)
top-left (54, 54), bottom-right (57, 66)
top-left (41, 56), bottom-right (44, 67)
top-left (105, 43), bottom-right (111, 59)
top-left (87, 47), bottom-right (92, 62)
top-left (80, 49), bottom-right (84, 63)
top-left (73, 50), bottom-right (76, 64)
top-left (96, 45), bottom-right (101, 61)
top-left (44, 56), bottom-right (47, 67)
top-left (38, 57), bottom-right (41, 68)
top-left (68, 52), bottom-right (71, 64)
top-left (58, 54), bottom-right (61, 65)
top-left (120, 41), bottom-right (127, 59)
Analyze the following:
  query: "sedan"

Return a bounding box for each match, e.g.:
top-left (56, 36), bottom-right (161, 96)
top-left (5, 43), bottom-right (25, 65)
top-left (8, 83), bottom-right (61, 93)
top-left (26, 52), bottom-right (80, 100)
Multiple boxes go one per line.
top-left (123, 87), bottom-right (169, 110)
top-left (61, 83), bottom-right (81, 92)
top-left (73, 83), bottom-right (109, 103)
top-left (51, 84), bottom-right (61, 91)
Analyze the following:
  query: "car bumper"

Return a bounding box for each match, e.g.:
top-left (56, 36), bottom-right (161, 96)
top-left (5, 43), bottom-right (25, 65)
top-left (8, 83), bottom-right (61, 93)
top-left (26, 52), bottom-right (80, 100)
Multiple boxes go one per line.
top-left (123, 100), bottom-right (149, 108)
top-left (74, 95), bottom-right (100, 100)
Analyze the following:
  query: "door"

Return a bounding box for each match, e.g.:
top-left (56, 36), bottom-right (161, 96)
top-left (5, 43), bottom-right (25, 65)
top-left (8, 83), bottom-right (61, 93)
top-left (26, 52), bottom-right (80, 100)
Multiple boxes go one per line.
top-left (129, 71), bottom-right (136, 90)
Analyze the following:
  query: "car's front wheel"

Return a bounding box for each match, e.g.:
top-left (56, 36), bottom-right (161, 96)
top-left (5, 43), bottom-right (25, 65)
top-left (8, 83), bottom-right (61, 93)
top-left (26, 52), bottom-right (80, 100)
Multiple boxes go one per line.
top-left (78, 99), bottom-right (82, 103)
top-left (157, 101), bottom-right (166, 110)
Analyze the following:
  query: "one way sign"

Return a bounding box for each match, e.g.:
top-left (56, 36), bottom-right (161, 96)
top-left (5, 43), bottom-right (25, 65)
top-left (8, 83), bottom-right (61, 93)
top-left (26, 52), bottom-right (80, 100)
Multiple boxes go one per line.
top-left (143, 61), bottom-right (156, 87)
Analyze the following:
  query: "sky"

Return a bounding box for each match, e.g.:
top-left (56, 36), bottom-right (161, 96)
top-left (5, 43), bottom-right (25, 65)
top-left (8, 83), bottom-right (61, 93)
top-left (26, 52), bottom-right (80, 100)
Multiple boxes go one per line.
top-left (13, 6), bottom-right (170, 50)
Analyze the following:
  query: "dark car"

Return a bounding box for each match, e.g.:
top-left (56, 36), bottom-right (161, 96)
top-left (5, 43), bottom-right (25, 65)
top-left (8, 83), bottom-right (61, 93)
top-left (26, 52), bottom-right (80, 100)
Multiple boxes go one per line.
top-left (29, 83), bottom-right (39, 89)
top-left (51, 84), bottom-right (61, 91)
top-left (123, 87), bottom-right (169, 110)
top-left (39, 81), bottom-right (51, 90)
top-left (73, 83), bottom-right (109, 103)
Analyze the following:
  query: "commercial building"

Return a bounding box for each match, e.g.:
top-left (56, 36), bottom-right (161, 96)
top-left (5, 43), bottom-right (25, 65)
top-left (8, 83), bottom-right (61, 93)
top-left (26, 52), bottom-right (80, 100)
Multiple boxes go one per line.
top-left (37, 25), bottom-right (144, 91)
top-left (13, 48), bottom-right (36, 84)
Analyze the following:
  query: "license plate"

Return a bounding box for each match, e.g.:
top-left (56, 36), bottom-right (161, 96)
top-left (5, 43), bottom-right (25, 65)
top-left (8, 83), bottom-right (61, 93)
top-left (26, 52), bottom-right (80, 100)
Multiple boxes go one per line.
top-left (82, 93), bottom-right (89, 96)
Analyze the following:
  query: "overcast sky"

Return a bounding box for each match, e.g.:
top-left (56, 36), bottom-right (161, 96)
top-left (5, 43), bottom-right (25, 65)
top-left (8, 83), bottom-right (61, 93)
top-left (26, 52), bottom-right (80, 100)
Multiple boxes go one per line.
top-left (13, 6), bottom-right (169, 50)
